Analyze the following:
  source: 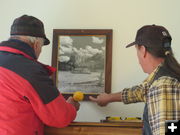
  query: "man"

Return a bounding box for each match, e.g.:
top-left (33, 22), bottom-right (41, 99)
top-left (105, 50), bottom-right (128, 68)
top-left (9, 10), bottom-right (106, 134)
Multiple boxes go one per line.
top-left (0, 15), bottom-right (79, 135)
top-left (90, 25), bottom-right (180, 135)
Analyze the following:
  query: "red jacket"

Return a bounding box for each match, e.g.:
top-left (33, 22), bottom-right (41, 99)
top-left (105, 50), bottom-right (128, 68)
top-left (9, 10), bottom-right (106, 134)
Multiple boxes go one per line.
top-left (0, 39), bottom-right (76, 135)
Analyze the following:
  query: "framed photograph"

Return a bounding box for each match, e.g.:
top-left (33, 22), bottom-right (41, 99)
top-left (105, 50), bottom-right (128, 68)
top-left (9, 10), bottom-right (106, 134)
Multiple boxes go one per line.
top-left (52, 29), bottom-right (112, 100)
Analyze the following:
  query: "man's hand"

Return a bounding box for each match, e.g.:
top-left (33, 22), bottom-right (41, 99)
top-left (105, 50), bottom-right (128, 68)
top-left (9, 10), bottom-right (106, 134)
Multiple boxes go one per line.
top-left (89, 93), bottom-right (111, 106)
top-left (66, 96), bottom-right (80, 111)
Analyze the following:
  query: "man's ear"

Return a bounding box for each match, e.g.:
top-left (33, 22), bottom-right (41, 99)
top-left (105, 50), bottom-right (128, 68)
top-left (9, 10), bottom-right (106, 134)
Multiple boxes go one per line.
top-left (140, 46), bottom-right (147, 58)
top-left (31, 40), bottom-right (40, 58)
top-left (33, 40), bottom-right (39, 50)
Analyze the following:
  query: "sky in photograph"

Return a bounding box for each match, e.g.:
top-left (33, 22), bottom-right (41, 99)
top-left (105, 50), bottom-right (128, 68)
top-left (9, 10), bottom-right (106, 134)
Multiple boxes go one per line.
top-left (59, 35), bottom-right (106, 62)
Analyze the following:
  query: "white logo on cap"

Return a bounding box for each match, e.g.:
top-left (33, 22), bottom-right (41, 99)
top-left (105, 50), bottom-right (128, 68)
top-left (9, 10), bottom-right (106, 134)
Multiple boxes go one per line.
top-left (162, 31), bottom-right (168, 36)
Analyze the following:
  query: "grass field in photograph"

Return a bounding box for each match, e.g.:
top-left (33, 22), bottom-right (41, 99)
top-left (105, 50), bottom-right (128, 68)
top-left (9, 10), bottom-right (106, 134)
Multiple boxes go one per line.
top-left (57, 71), bottom-right (104, 93)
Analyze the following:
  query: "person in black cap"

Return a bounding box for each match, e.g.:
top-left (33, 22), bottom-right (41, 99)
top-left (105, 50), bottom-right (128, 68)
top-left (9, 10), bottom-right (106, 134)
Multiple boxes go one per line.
top-left (0, 15), bottom-right (80, 135)
top-left (90, 25), bottom-right (180, 135)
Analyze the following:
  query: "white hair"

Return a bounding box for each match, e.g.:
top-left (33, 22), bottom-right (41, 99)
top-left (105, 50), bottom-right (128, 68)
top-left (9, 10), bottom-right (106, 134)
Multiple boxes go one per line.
top-left (27, 36), bottom-right (44, 45)
top-left (10, 35), bottom-right (44, 45)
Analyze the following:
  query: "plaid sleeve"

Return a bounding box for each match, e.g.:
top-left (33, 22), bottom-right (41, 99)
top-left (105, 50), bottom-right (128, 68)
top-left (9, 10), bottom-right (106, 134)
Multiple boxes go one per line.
top-left (148, 77), bottom-right (180, 135)
top-left (121, 82), bottom-right (149, 104)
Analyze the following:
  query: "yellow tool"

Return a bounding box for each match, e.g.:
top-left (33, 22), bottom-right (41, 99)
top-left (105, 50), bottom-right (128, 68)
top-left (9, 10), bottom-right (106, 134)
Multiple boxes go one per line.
top-left (124, 117), bottom-right (141, 120)
top-left (73, 91), bottom-right (84, 101)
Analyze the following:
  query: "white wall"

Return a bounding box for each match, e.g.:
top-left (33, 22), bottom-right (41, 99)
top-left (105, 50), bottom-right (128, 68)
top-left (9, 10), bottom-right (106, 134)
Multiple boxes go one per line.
top-left (1, 0), bottom-right (180, 122)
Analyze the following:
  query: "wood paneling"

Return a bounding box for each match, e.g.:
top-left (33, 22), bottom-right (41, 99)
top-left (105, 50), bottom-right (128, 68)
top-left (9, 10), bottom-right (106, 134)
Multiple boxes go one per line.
top-left (44, 121), bottom-right (143, 135)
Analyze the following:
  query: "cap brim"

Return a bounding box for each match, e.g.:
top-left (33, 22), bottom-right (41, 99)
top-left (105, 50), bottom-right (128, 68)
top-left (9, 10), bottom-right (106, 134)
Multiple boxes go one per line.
top-left (44, 37), bottom-right (50, 45)
top-left (125, 41), bottom-right (137, 48)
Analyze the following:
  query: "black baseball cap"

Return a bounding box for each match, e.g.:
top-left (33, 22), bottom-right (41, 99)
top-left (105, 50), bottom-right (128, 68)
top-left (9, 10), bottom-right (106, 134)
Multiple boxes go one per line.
top-left (10, 15), bottom-right (50, 45)
top-left (126, 25), bottom-right (172, 49)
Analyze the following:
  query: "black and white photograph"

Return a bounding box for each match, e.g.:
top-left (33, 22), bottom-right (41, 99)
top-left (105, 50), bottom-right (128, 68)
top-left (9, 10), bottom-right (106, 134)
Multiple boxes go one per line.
top-left (58, 35), bottom-right (106, 93)
top-left (52, 29), bottom-right (112, 100)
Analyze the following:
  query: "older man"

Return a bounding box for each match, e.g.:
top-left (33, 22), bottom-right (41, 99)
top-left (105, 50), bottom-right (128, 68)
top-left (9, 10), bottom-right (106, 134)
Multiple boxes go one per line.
top-left (0, 15), bottom-right (79, 135)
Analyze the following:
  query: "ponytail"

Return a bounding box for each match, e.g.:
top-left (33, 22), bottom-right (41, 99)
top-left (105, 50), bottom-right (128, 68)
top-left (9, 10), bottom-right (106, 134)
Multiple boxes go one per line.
top-left (164, 50), bottom-right (180, 77)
